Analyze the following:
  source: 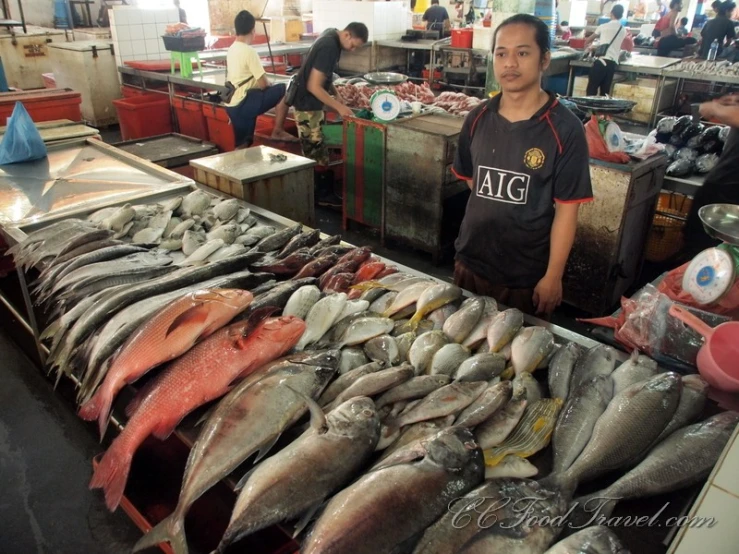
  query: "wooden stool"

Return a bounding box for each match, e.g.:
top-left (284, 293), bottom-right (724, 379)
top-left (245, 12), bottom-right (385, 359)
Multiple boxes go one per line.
top-left (170, 51), bottom-right (202, 79)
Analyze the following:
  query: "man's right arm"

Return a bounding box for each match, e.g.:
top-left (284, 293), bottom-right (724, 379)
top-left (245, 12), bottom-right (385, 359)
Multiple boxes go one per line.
top-left (306, 68), bottom-right (353, 117)
top-left (701, 97), bottom-right (739, 128)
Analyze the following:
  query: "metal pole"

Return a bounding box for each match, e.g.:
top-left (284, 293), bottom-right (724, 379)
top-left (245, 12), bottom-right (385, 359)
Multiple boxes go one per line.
top-left (16, 0), bottom-right (26, 33)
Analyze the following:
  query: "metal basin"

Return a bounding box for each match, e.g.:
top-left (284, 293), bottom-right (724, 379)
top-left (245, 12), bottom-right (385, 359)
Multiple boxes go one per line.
top-left (363, 72), bottom-right (408, 86)
top-left (700, 203), bottom-right (739, 246)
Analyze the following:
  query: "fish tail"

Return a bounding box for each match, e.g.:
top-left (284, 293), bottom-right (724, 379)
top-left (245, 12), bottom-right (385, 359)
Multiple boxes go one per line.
top-left (89, 438), bottom-right (133, 511)
top-left (407, 311), bottom-right (424, 331)
top-left (349, 281), bottom-right (381, 292)
top-left (538, 470), bottom-right (578, 499)
top-left (78, 386), bottom-right (115, 441)
top-left (132, 512), bottom-right (189, 554)
top-left (483, 447), bottom-right (510, 467)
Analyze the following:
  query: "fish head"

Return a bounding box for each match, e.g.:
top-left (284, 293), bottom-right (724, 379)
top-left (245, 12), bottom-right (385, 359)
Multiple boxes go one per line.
top-left (328, 396), bottom-right (381, 439)
top-left (424, 426), bottom-right (483, 473)
top-left (703, 410), bottom-right (739, 431)
top-left (645, 371), bottom-right (682, 396)
top-left (682, 374), bottom-right (709, 395)
top-left (234, 315), bottom-right (306, 349)
top-left (300, 349), bottom-right (342, 371)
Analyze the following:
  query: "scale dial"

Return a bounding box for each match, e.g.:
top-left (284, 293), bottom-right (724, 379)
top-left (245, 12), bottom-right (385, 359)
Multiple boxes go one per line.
top-left (370, 90), bottom-right (401, 122)
top-left (682, 247), bottom-right (736, 305)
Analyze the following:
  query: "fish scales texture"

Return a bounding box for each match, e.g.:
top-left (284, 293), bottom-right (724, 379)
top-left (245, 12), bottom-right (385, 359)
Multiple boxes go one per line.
top-left (302, 427), bottom-right (484, 554)
top-left (89, 316), bottom-right (305, 511)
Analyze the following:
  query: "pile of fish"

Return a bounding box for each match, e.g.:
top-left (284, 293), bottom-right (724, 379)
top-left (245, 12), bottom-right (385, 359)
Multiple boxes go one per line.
top-left (9, 189), bottom-right (738, 554)
top-left (671, 58), bottom-right (739, 76)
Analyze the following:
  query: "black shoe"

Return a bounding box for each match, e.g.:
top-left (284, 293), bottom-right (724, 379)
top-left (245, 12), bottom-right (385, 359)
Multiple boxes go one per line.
top-left (317, 191), bottom-right (342, 209)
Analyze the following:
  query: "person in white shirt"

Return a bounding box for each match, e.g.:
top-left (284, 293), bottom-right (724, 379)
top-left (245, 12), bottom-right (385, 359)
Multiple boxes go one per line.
top-left (224, 10), bottom-right (297, 147)
top-left (584, 4), bottom-right (625, 95)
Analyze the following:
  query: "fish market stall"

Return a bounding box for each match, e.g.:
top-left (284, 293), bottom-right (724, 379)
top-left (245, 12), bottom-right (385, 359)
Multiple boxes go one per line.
top-left (568, 54), bottom-right (682, 125)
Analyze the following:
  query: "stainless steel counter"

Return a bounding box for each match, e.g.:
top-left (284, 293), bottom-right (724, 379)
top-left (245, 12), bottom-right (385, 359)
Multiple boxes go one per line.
top-left (196, 41), bottom-right (315, 64)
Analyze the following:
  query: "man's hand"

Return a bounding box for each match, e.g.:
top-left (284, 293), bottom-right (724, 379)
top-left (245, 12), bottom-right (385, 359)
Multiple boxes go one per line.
top-left (533, 273), bottom-right (563, 316)
top-left (337, 104), bottom-right (354, 118)
top-left (716, 93), bottom-right (739, 106)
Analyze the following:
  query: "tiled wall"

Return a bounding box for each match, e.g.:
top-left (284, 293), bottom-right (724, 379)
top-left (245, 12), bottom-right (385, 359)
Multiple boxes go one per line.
top-left (313, 1), bottom-right (407, 42)
top-left (110, 7), bottom-right (180, 68)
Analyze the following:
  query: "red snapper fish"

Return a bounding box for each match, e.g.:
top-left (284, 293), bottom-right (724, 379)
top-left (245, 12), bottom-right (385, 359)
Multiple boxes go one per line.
top-left (89, 315), bottom-right (306, 511)
top-left (79, 289), bottom-right (253, 439)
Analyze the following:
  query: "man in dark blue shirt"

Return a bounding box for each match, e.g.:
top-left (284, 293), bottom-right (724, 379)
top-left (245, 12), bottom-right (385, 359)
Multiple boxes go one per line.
top-left (423, 0), bottom-right (450, 32)
top-left (453, 14), bottom-right (593, 316)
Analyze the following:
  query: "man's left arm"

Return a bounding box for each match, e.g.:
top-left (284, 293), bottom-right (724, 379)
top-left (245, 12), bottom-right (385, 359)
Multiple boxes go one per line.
top-left (533, 124), bottom-right (593, 315)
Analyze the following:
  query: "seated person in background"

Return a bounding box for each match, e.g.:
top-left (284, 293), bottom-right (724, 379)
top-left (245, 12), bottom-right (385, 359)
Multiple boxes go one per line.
top-left (423, 0), bottom-right (450, 32)
top-left (559, 20), bottom-right (572, 41)
top-left (656, 1), bottom-right (697, 56)
top-left (224, 10), bottom-right (297, 148)
top-left (676, 17), bottom-right (690, 37)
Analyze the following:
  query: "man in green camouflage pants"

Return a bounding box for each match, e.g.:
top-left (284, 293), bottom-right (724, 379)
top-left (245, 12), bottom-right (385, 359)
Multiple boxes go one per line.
top-left (295, 110), bottom-right (329, 167)
top-left (291, 23), bottom-right (368, 206)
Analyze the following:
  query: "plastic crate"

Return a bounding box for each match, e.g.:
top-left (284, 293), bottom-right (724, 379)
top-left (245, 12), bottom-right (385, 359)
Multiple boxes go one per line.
top-left (0, 89), bottom-right (82, 123)
top-left (173, 97), bottom-right (209, 140)
top-left (646, 192), bottom-right (693, 263)
top-left (161, 35), bottom-right (205, 52)
top-left (202, 103), bottom-right (235, 152)
top-left (113, 94), bottom-right (173, 140)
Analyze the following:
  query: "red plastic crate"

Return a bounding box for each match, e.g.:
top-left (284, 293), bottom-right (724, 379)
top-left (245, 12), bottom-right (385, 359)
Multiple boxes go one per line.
top-left (113, 94), bottom-right (172, 140)
top-left (173, 97), bottom-right (209, 141)
top-left (0, 88), bottom-right (82, 123)
top-left (202, 103), bottom-right (235, 152)
top-left (261, 60), bottom-right (287, 74)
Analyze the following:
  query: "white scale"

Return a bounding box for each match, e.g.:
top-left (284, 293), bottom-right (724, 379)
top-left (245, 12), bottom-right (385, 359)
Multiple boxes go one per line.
top-left (683, 247), bottom-right (736, 305)
top-left (370, 90), bottom-right (402, 122)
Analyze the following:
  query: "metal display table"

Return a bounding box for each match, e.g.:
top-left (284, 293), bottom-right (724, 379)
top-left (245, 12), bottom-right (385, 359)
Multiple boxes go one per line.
top-left (568, 54), bottom-right (682, 126)
top-left (190, 145), bottom-right (316, 226)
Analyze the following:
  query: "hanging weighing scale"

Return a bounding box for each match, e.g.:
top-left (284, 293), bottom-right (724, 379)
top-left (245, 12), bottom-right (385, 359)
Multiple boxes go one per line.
top-left (682, 204), bottom-right (739, 306)
top-left (369, 90), bottom-right (402, 123)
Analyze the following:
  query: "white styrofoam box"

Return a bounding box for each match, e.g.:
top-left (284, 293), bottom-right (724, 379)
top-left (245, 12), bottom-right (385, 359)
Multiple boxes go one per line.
top-left (143, 23), bottom-right (158, 39)
top-left (145, 39), bottom-right (160, 54)
top-left (133, 41), bottom-right (147, 56)
top-left (129, 26), bottom-right (145, 41)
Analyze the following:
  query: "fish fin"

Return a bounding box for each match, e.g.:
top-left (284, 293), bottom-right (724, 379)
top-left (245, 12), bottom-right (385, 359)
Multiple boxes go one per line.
top-left (252, 433), bottom-right (281, 464)
top-left (89, 441), bottom-right (132, 511)
top-left (407, 311), bottom-right (424, 331)
top-left (483, 448), bottom-right (510, 467)
top-left (292, 501), bottom-right (324, 538)
top-left (194, 404), bottom-right (218, 427)
top-left (40, 319), bottom-right (60, 341)
top-left (78, 390), bottom-right (104, 422)
top-left (165, 305), bottom-right (211, 338)
top-left (371, 439), bottom-right (426, 472)
top-left (234, 465), bottom-right (259, 492)
top-left (349, 280), bottom-right (382, 292)
top-left (233, 306), bottom-right (281, 347)
top-left (284, 384), bottom-right (328, 434)
top-left (132, 512), bottom-right (189, 554)
top-left (500, 366), bottom-right (515, 380)
top-left (152, 418), bottom-right (180, 441)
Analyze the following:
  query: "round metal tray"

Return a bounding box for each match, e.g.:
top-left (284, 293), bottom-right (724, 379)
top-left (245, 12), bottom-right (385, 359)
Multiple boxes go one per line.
top-left (363, 72), bottom-right (408, 86)
top-left (699, 203), bottom-right (739, 246)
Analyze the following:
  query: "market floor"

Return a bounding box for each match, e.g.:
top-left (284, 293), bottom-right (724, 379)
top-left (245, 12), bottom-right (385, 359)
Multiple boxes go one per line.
top-left (0, 331), bottom-right (141, 554)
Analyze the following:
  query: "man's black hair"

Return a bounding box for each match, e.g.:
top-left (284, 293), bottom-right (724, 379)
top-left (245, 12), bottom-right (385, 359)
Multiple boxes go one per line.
top-left (493, 14), bottom-right (551, 56)
top-left (344, 22), bottom-right (369, 43)
top-left (234, 10), bottom-right (255, 36)
top-left (431, 0), bottom-right (440, 4)
top-left (611, 4), bottom-right (624, 19)
top-left (680, 16), bottom-right (689, 25)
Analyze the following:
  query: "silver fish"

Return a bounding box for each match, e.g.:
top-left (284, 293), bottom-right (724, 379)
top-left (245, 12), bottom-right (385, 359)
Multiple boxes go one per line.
top-left (319, 361), bottom-right (387, 406)
top-left (338, 316), bottom-right (394, 348)
top-left (235, 207), bottom-right (251, 223)
top-left (296, 293), bottom-right (348, 350)
top-left (461, 297), bottom-right (499, 350)
top-left (369, 291), bottom-right (398, 314)
top-left (454, 352), bottom-right (506, 382)
top-left (610, 350), bottom-right (659, 395)
top-left (132, 227), bottom-right (164, 245)
top-left (102, 204), bottom-right (136, 232)
top-left (215, 397), bottom-right (381, 552)
top-left (375, 416), bottom-right (454, 457)
top-left (168, 219), bottom-right (196, 240)
top-left (338, 347), bottom-right (369, 375)
top-left (283, 285), bottom-right (321, 320)
top-left (336, 299), bottom-right (371, 323)
top-left (302, 427), bottom-right (484, 554)
top-left (393, 381), bottom-right (488, 428)
top-left (551, 375), bottom-right (614, 474)
top-left (207, 243), bottom-right (247, 262)
top-left (512, 371), bottom-right (544, 404)
top-left (443, 296), bottom-right (485, 343)
top-left (430, 343), bottom-right (471, 376)
top-left (427, 303), bottom-right (459, 331)
top-left (382, 280), bottom-right (435, 318)
top-left (181, 230), bottom-right (205, 256)
top-left (569, 344), bottom-right (617, 392)
top-left (548, 342), bottom-right (584, 400)
top-left (148, 210), bottom-right (172, 230)
top-left (409, 330), bottom-right (449, 374)
top-left (511, 326), bottom-right (555, 375)
top-left (653, 374), bottom-right (709, 446)
top-left (159, 195), bottom-right (183, 213)
top-left (485, 454), bottom-right (539, 479)
top-left (542, 372), bottom-right (682, 497)
top-left (132, 352), bottom-right (337, 554)
top-left (212, 198), bottom-right (241, 222)
top-left (207, 223), bottom-right (240, 245)
top-left (329, 365), bottom-right (415, 409)
top-left (180, 190), bottom-right (211, 217)
top-left (178, 239), bottom-right (225, 265)
top-left (455, 380), bottom-right (512, 428)
top-left (364, 334), bottom-right (400, 365)
top-left (407, 283), bottom-right (462, 327)
top-left (475, 378), bottom-right (528, 449)
top-left (395, 331), bottom-right (416, 362)
top-left (375, 375), bottom-right (453, 409)
top-left (486, 308), bottom-right (524, 353)
top-left (544, 526), bottom-right (629, 554)
top-left (159, 238), bottom-right (183, 252)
